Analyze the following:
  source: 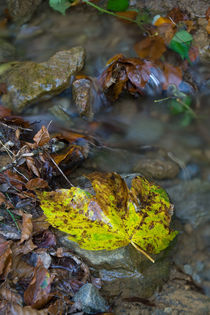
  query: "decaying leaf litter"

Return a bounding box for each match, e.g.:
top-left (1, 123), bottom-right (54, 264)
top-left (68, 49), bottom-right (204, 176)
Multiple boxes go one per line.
top-left (0, 0), bottom-right (210, 314)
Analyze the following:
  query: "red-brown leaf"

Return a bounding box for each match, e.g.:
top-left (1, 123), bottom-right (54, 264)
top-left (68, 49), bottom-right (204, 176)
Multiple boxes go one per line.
top-left (134, 36), bottom-right (166, 60)
top-left (0, 237), bottom-right (12, 278)
top-left (33, 126), bottom-right (50, 147)
top-left (20, 213), bottom-right (33, 244)
top-left (24, 261), bottom-right (54, 309)
top-left (25, 178), bottom-right (48, 191)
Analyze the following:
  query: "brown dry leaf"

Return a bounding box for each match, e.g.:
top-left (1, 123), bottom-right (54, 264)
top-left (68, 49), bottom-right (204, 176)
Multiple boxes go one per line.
top-left (134, 36), bottom-right (166, 60)
top-left (167, 7), bottom-right (189, 23)
top-left (0, 170), bottom-right (26, 190)
top-left (206, 7), bottom-right (210, 20)
top-left (12, 239), bottom-right (37, 256)
top-left (32, 215), bottom-right (50, 234)
top-left (10, 254), bottom-right (34, 280)
top-left (25, 178), bottom-right (48, 191)
top-left (26, 156), bottom-right (40, 177)
top-left (0, 83), bottom-right (7, 95)
top-left (160, 63), bottom-right (182, 90)
top-left (206, 18), bottom-right (210, 34)
top-left (10, 304), bottom-right (49, 315)
top-left (24, 261), bottom-right (54, 309)
top-left (157, 23), bottom-right (176, 44)
top-left (0, 192), bottom-right (13, 209)
top-left (0, 237), bottom-right (12, 278)
top-left (20, 213), bottom-right (33, 244)
top-left (0, 192), bottom-right (6, 205)
top-left (183, 20), bottom-right (196, 32)
top-left (33, 126), bottom-right (50, 147)
top-left (0, 285), bottom-right (22, 305)
top-left (0, 105), bottom-right (11, 117)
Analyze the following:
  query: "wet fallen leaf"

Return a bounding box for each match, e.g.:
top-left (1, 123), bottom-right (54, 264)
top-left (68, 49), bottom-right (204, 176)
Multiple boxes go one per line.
top-left (38, 173), bottom-right (177, 261)
top-left (134, 36), bottom-right (166, 60)
top-left (20, 213), bottom-right (33, 244)
top-left (160, 63), bottom-right (182, 90)
top-left (0, 237), bottom-right (12, 278)
top-left (33, 126), bottom-right (50, 147)
top-left (100, 55), bottom-right (155, 99)
top-left (24, 261), bottom-right (54, 308)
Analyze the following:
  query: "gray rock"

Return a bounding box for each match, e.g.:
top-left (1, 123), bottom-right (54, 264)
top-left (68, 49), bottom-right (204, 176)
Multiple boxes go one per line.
top-left (133, 158), bottom-right (179, 180)
top-left (156, 288), bottom-right (210, 314)
top-left (167, 179), bottom-right (210, 227)
top-left (1, 47), bottom-right (85, 113)
top-left (59, 235), bottom-right (172, 299)
top-left (73, 283), bottom-right (108, 314)
top-left (6, 0), bottom-right (42, 25)
top-left (0, 39), bottom-right (16, 63)
top-left (137, 0), bottom-right (208, 18)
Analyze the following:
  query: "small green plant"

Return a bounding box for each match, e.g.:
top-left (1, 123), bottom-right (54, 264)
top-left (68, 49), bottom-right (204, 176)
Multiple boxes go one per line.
top-left (155, 85), bottom-right (196, 126)
top-left (49, 0), bottom-right (150, 29)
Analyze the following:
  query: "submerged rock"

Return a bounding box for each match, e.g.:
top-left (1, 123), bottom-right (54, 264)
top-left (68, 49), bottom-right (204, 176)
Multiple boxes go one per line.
top-left (72, 78), bottom-right (93, 118)
top-left (73, 283), bottom-right (108, 314)
top-left (0, 39), bottom-right (16, 63)
top-left (167, 179), bottom-right (210, 227)
top-left (6, 0), bottom-right (42, 25)
top-left (1, 47), bottom-right (85, 113)
top-left (133, 158), bottom-right (179, 179)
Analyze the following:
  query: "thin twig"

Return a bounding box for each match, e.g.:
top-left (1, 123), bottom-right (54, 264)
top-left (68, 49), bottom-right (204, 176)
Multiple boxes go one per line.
top-left (46, 152), bottom-right (74, 187)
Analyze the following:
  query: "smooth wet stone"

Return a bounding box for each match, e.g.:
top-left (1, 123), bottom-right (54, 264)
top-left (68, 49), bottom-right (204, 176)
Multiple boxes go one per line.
top-left (73, 283), bottom-right (108, 314)
top-left (72, 78), bottom-right (93, 118)
top-left (0, 39), bottom-right (16, 63)
top-left (133, 158), bottom-right (179, 180)
top-left (167, 179), bottom-right (210, 227)
top-left (58, 234), bottom-right (172, 299)
top-left (7, 0), bottom-right (42, 25)
top-left (1, 47), bottom-right (85, 113)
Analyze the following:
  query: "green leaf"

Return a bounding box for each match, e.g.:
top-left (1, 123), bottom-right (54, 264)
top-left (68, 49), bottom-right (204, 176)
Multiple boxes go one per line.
top-left (107, 0), bottom-right (129, 12)
top-left (37, 173), bottom-right (177, 260)
top-left (169, 30), bottom-right (193, 60)
top-left (49, 0), bottom-right (71, 15)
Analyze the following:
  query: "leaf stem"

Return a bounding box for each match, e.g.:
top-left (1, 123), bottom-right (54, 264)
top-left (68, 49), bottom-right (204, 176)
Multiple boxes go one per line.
top-left (130, 240), bottom-right (155, 263)
top-left (82, 0), bottom-right (137, 24)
